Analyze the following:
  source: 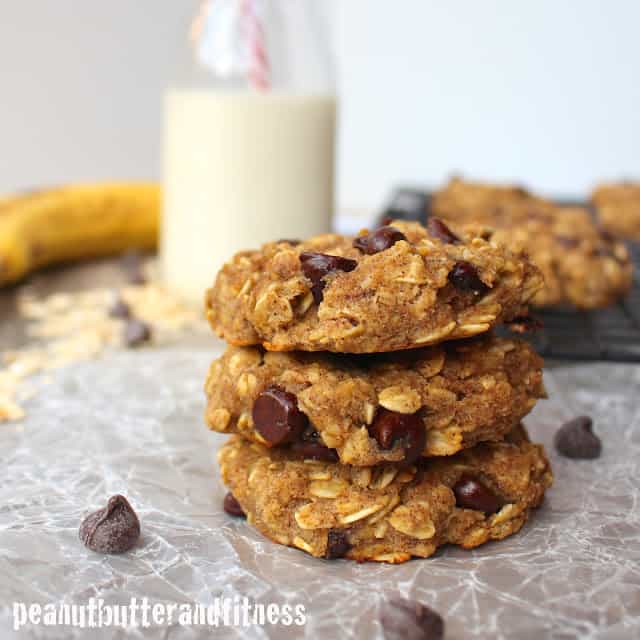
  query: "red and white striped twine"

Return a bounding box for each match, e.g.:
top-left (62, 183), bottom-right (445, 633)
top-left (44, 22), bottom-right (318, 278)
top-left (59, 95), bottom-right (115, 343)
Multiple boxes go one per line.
top-left (240, 0), bottom-right (271, 91)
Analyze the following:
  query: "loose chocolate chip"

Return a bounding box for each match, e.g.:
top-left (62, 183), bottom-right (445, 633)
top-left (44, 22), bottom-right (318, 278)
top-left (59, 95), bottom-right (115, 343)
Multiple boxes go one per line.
top-left (109, 297), bottom-right (131, 319)
top-left (368, 408), bottom-right (426, 464)
top-left (325, 530), bottom-right (351, 559)
top-left (290, 440), bottom-right (339, 462)
top-left (223, 492), bottom-right (246, 517)
top-left (427, 218), bottom-right (460, 244)
top-left (299, 252), bottom-right (358, 304)
top-left (447, 261), bottom-right (489, 296)
top-left (79, 495), bottom-right (140, 554)
top-left (380, 598), bottom-right (444, 640)
top-left (453, 475), bottom-right (502, 514)
top-left (554, 416), bottom-right (602, 459)
top-left (353, 226), bottom-right (407, 255)
top-left (252, 386), bottom-right (309, 446)
top-left (124, 319), bottom-right (152, 347)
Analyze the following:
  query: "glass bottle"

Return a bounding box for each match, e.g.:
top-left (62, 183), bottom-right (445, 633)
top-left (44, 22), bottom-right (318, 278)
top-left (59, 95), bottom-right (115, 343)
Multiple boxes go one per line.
top-left (162, 0), bottom-right (336, 303)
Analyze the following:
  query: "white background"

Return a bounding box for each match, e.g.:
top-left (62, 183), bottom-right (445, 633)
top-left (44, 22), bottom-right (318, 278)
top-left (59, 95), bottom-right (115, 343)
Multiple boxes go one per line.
top-left (1, 0), bottom-right (638, 213)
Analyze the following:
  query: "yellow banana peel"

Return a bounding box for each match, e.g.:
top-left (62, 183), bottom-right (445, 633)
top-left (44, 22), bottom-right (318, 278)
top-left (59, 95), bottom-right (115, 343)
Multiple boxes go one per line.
top-left (0, 183), bottom-right (160, 286)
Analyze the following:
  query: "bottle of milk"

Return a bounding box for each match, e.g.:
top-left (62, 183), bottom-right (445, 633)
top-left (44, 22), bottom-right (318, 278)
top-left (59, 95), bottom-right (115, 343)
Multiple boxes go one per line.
top-left (162, 0), bottom-right (336, 303)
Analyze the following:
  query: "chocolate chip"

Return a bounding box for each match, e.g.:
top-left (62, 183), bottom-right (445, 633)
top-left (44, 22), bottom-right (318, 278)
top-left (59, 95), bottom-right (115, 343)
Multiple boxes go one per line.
top-left (223, 492), bottom-right (246, 517)
top-left (380, 598), bottom-right (444, 640)
top-left (427, 218), bottom-right (460, 244)
top-left (554, 416), bottom-right (601, 459)
top-left (453, 475), bottom-right (502, 514)
top-left (447, 261), bottom-right (488, 296)
top-left (79, 495), bottom-right (140, 554)
top-left (290, 440), bottom-right (339, 462)
top-left (252, 386), bottom-right (309, 445)
top-left (289, 427), bottom-right (339, 462)
top-left (299, 252), bottom-right (358, 304)
top-left (353, 226), bottom-right (407, 255)
top-left (124, 319), bottom-right (152, 347)
top-left (109, 297), bottom-right (131, 319)
top-left (325, 530), bottom-right (351, 559)
top-left (368, 408), bottom-right (426, 464)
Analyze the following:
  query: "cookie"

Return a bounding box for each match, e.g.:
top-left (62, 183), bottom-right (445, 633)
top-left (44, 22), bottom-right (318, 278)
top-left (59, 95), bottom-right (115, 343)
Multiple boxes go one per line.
top-left (205, 334), bottom-right (545, 466)
top-left (592, 181), bottom-right (640, 241)
top-left (205, 220), bottom-right (543, 353)
top-left (218, 424), bottom-right (553, 563)
top-left (432, 177), bottom-right (633, 309)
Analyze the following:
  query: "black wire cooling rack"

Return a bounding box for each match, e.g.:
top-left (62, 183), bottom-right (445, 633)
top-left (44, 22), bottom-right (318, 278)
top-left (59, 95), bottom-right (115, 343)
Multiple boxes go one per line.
top-left (381, 187), bottom-right (640, 363)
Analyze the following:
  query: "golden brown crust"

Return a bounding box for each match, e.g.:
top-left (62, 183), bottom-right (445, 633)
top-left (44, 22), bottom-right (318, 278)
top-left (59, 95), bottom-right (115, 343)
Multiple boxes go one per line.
top-left (205, 335), bottom-right (545, 466)
top-left (218, 425), bottom-right (553, 563)
top-left (592, 181), bottom-right (640, 241)
top-left (432, 177), bottom-right (633, 309)
top-left (205, 220), bottom-right (543, 353)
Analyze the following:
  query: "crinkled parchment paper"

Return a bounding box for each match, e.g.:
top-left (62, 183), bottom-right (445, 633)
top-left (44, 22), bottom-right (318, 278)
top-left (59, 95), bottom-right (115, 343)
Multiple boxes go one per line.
top-left (0, 347), bottom-right (639, 639)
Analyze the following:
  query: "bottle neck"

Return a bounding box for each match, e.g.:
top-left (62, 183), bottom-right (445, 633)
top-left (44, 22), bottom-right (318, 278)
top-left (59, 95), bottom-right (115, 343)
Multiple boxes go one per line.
top-left (171, 0), bottom-right (335, 94)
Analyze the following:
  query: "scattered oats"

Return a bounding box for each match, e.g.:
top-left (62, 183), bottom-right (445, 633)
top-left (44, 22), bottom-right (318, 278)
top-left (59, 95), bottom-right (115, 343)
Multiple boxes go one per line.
top-left (1, 274), bottom-right (207, 423)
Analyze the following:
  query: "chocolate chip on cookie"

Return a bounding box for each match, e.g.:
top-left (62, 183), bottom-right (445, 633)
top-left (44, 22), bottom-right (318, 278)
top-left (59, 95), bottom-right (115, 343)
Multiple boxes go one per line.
top-left (252, 386), bottom-right (309, 445)
top-left (380, 598), bottom-right (444, 640)
top-left (325, 530), bottom-right (351, 559)
top-left (368, 408), bottom-right (426, 464)
top-left (223, 492), bottom-right (246, 517)
top-left (453, 475), bottom-right (502, 514)
top-left (79, 495), bottom-right (140, 554)
top-left (299, 252), bottom-right (358, 304)
top-left (427, 217), bottom-right (460, 244)
top-left (554, 415), bottom-right (601, 459)
top-left (448, 261), bottom-right (489, 296)
top-left (290, 440), bottom-right (339, 463)
top-left (353, 226), bottom-right (407, 254)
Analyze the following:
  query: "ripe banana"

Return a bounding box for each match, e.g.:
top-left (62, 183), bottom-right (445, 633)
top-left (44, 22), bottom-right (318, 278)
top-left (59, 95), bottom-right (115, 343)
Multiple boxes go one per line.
top-left (0, 183), bottom-right (160, 286)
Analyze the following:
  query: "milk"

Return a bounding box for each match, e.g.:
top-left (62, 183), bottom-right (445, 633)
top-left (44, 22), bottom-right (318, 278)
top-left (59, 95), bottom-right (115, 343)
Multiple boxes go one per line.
top-left (161, 89), bottom-right (336, 304)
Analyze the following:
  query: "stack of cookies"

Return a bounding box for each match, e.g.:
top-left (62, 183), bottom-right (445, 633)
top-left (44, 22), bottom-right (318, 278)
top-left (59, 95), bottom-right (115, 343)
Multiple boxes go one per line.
top-left (204, 219), bottom-right (553, 563)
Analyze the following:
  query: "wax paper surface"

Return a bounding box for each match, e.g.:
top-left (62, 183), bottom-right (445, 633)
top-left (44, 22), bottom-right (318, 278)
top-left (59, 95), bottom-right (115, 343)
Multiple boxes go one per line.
top-left (0, 347), bottom-right (639, 639)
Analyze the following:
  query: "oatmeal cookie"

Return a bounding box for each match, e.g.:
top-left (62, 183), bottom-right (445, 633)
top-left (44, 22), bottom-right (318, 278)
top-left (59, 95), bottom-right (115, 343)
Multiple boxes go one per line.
top-left (432, 177), bottom-right (632, 309)
top-left (205, 220), bottom-right (543, 353)
top-left (592, 181), bottom-right (640, 241)
top-left (205, 334), bottom-right (545, 466)
top-left (218, 424), bottom-right (553, 563)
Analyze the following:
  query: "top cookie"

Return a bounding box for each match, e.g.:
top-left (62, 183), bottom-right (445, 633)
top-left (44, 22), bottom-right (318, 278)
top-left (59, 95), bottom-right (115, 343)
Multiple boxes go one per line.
top-left (432, 177), bottom-right (633, 309)
top-left (592, 181), bottom-right (640, 241)
top-left (206, 220), bottom-right (543, 353)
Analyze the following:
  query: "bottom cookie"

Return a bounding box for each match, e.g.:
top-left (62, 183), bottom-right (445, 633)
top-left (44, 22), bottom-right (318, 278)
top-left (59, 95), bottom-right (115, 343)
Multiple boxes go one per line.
top-left (218, 425), bottom-right (553, 563)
